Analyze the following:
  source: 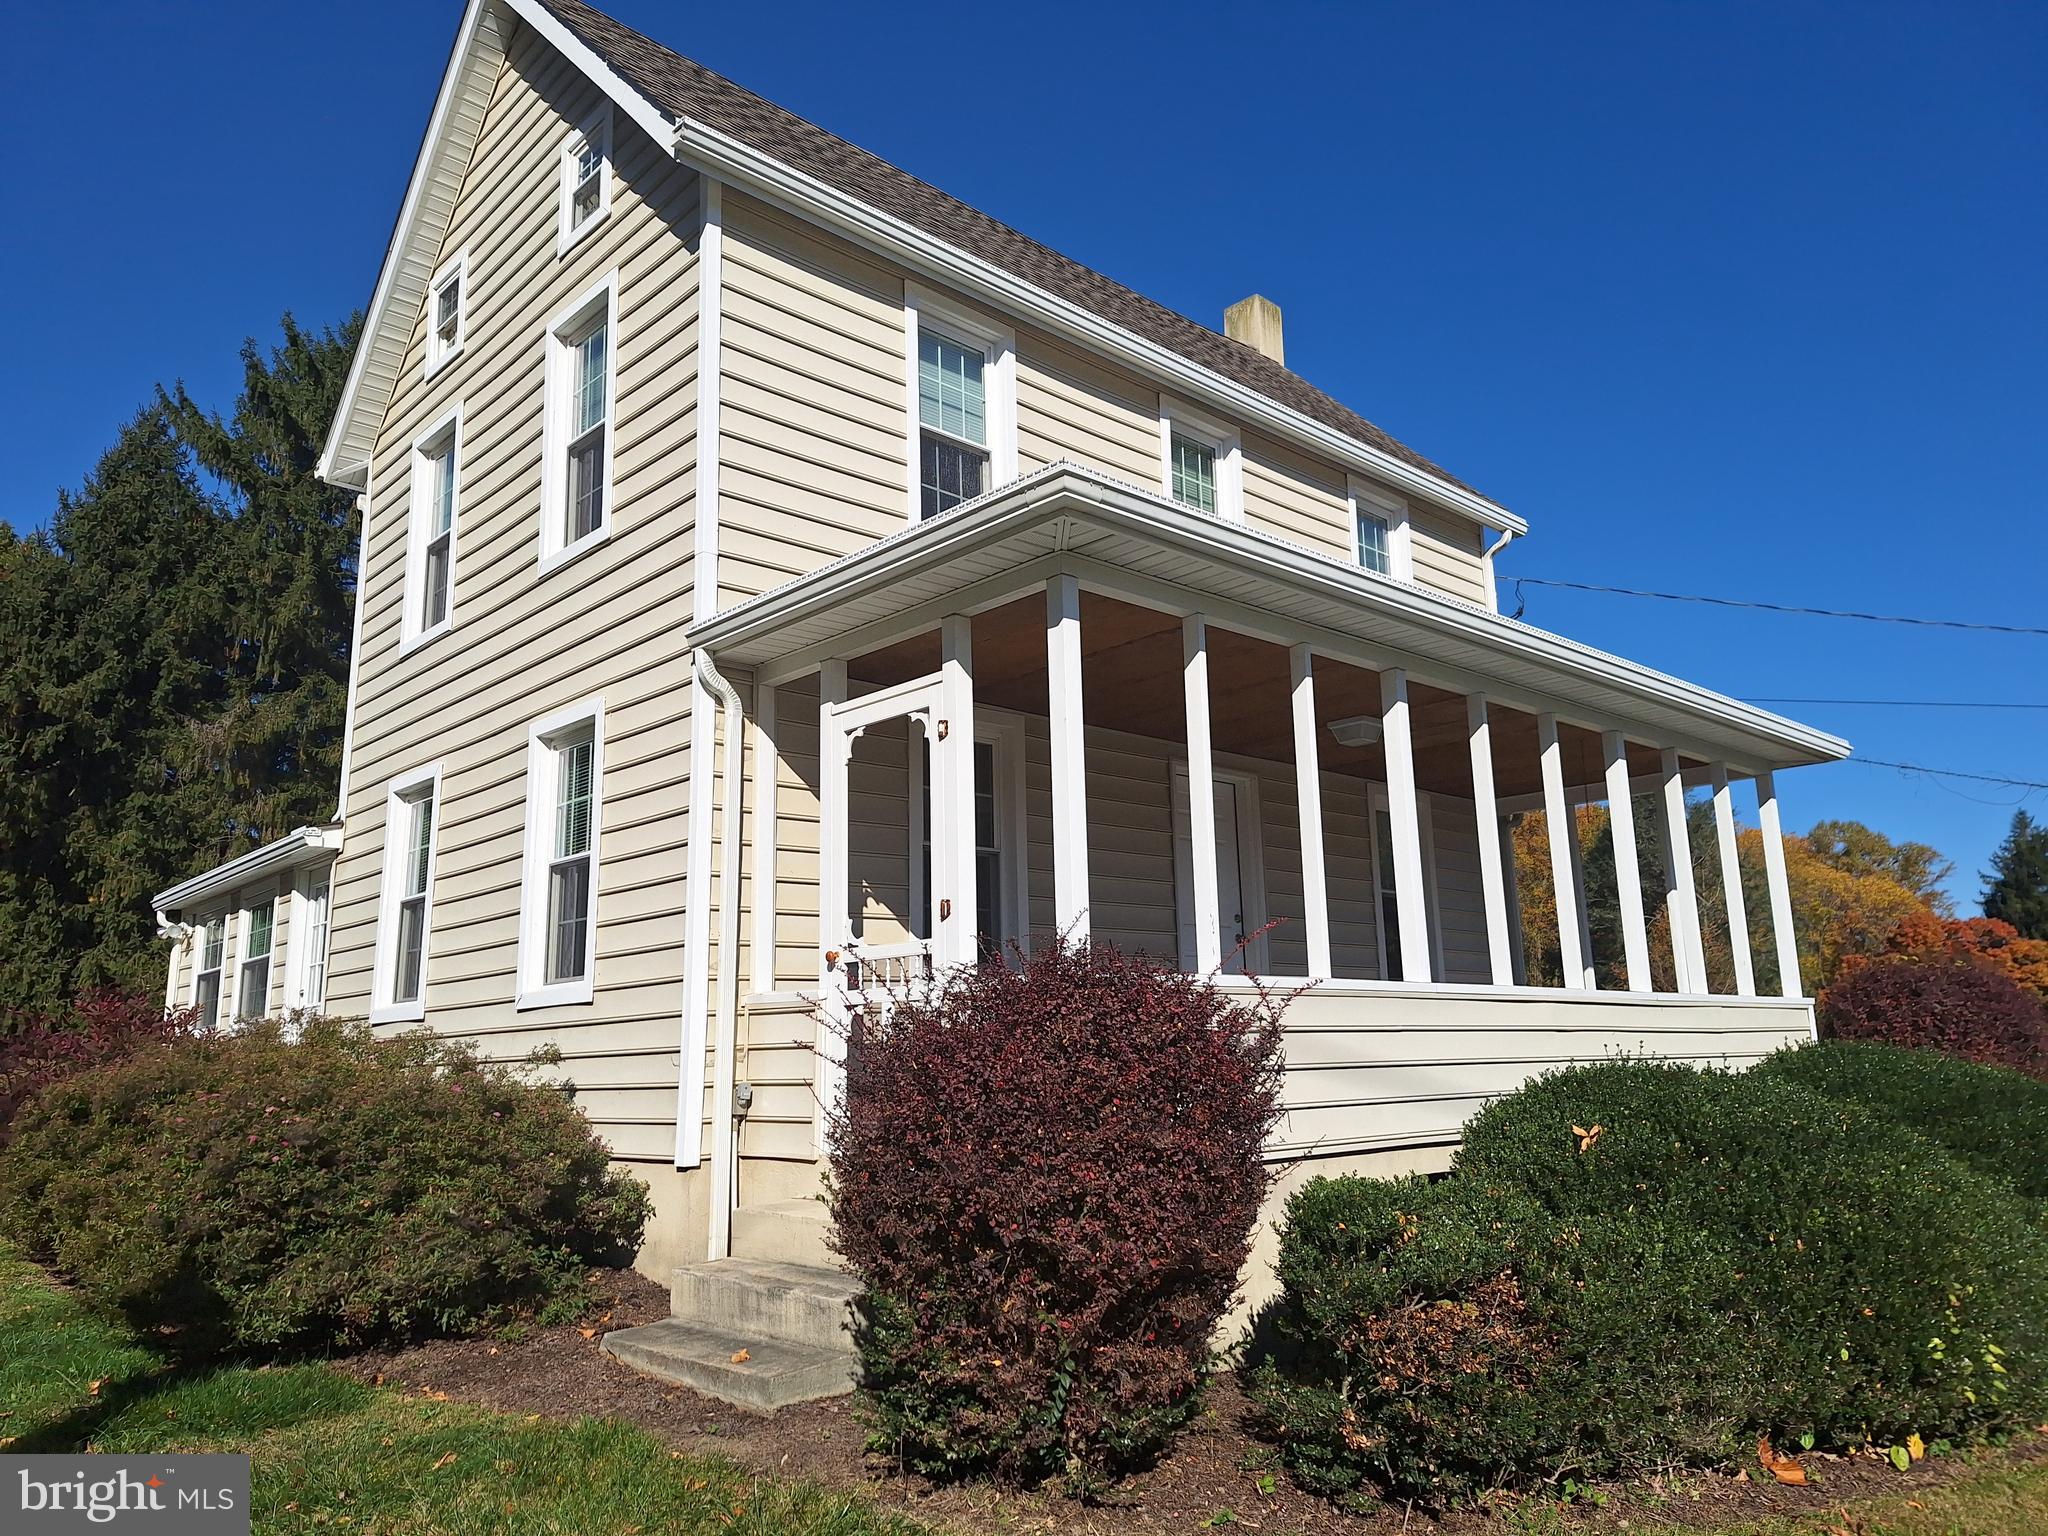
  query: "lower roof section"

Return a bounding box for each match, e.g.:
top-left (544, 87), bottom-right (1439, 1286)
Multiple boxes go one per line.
top-left (152, 825), bottom-right (343, 917)
top-left (687, 463), bottom-right (1849, 776)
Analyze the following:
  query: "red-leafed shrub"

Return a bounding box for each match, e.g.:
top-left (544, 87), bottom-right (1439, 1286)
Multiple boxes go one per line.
top-left (826, 943), bottom-right (1288, 1488)
top-left (1818, 956), bottom-right (2048, 1077)
top-left (0, 989), bottom-right (201, 1140)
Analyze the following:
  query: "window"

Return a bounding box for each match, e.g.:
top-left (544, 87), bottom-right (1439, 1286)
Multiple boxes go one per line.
top-left (192, 915), bottom-right (225, 1026)
top-left (1159, 400), bottom-right (1241, 520)
top-left (237, 897), bottom-right (274, 1019)
top-left (914, 736), bottom-right (1002, 950)
top-left (426, 251), bottom-right (466, 374)
top-left (518, 701), bottom-right (604, 1008)
top-left (1351, 478), bottom-right (1411, 580)
top-left (540, 276), bottom-right (618, 570)
top-left (558, 106), bottom-right (612, 253)
top-left (404, 406), bottom-right (460, 649)
top-left (904, 285), bottom-right (1016, 522)
top-left (1170, 432), bottom-right (1216, 513)
top-left (290, 872), bottom-right (331, 1011)
top-left (373, 765), bottom-right (440, 1022)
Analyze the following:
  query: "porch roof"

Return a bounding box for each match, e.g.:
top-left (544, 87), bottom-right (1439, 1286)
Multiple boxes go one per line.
top-left (151, 824), bottom-right (343, 918)
top-left (687, 463), bottom-right (1849, 775)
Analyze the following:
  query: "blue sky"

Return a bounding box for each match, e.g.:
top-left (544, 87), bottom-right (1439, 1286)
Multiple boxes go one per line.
top-left (4, 1), bottom-right (2042, 907)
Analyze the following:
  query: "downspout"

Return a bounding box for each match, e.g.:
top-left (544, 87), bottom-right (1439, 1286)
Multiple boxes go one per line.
top-left (1482, 526), bottom-right (1515, 614)
top-left (697, 649), bottom-right (748, 1261)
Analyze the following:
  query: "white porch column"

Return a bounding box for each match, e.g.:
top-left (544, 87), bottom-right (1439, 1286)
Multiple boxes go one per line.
top-left (1466, 694), bottom-right (1514, 986)
top-left (815, 660), bottom-right (850, 1132)
top-left (1710, 762), bottom-right (1757, 996)
top-left (936, 615), bottom-right (977, 968)
top-left (1289, 645), bottom-right (1333, 978)
top-left (1602, 730), bottom-right (1652, 992)
top-left (1045, 575), bottom-right (1090, 943)
top-left (1538, 713), bottom-right (1588, 990)
top-left (1380, 668), bottom-right (1434, 984)
top-left (1656, 747), bottom-right (1706, 994)
top-left (1183, 615), bottom-right (1223, 973)
top-left (1756, 770), bottom-right (1802, 998)
top-left (748, 679), bottom-right (779, 995)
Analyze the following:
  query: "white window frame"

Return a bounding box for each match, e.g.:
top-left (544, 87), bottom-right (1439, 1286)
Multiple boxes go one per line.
top-left (539, 272), bottom-right (619, 575)
top-left (284, 866), bottom-right (332, 1013)
top-left (905, 708), bottom-right (1028, 957)
top-left (1159, 397), bottom-right (1243, 521)
top-left (235, 889), bottom-right (277, 1021)
top-left (1366, 783), bottom-right (1445, 982)
top-left (557, 103), bottom-right (613, 257)
top-left (1169, 761), bottom-right (1270, 974)
top-left (425, 248), bottom-right (468, 377)
top-left (516, 697), bottom-right (606, 1009)
top-left (190, 911), bottom-right (227, 1026)
top-left (903, 283), bottom-right (1017, 522)
top-left (372, 761), bottom-right (442, 1024)
top-left (1350, 476), bottom-right (1413, 581)
top-left (401, 403), bottom-right (462, 653)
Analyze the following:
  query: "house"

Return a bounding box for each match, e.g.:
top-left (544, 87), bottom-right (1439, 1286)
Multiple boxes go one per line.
top-left (152, 0), bottom-right (1846, 1402)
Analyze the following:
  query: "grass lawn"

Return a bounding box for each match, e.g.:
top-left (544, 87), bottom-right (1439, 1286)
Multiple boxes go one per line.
top-left (0, 1248), bottom-right (922, 1535)
top-left (5, 1247), bottom-right (2043, 1536)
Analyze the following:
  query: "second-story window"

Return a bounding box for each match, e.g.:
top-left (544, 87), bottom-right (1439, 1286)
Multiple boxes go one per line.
top-left (403, 407), bottom-right (460, 650)
top-left (918, 330), bottom-right (988, 518)
top-left (518, 700), bottom-right (604, 1008)
top-left (1357, 508), bottom-right (1390, 574)
top-left (1351, 478), bottom-right (1410, 580)
top-left (558, 105), bottom-right (612, 254)
top-left (1159, 400), bottom-right (1242, 520)
top-left (426, 251), bottom-right (466, 374)
top-left (1170, 432), bottom-right (1216, 513)
top-left (541, 275), bottom-right (618, 571)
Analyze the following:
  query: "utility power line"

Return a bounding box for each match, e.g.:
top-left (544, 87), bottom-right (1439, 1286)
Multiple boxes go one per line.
top-left (1847, 757), bottom-right (2048, 792)
top-left (1512, 577), bottom-right (2048, 637)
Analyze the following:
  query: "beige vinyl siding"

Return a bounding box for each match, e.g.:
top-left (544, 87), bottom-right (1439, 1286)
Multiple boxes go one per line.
top-left (1016, 327), bottom-right (1160, 485)
top-left (1241, 430), bottom-right (1351, 560)
top-left (1425, 796), bottom-right (1493, 985)
top-left (718, 192), bottom-right (907, 605)
top-left (324, 25), bottom-right (702, 1166)
top-left (1410, 505), bottom-right (1489, 605)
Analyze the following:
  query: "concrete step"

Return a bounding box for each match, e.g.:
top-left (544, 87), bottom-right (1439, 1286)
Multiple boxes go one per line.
top-left (670, 1258), bottom-right (859, 1354)
top-left (602, 1319), bottom-right (855, 1413)
top-left (730, 1198), bottom-right (838, 1269)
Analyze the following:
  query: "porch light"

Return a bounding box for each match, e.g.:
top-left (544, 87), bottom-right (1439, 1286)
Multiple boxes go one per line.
top-left (1326, 714), bottom-right (1383, 749)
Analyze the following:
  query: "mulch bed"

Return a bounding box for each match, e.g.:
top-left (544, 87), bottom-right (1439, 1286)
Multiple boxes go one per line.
top-left (337, 1267), bottom-right (2047, 1534)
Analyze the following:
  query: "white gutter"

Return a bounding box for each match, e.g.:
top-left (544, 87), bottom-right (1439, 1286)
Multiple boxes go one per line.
top-left (151, 825), bottom-right (344, 915)
top-left (696, 651), bottom-right (749, 1261)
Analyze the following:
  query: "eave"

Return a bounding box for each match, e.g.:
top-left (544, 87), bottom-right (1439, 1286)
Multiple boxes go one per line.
top-left (152, 825), bottom-right (344, 917)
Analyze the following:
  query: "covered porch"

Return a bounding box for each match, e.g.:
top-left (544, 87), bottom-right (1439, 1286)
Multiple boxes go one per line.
top-left (688, 464), bottom-right (1846, 1231)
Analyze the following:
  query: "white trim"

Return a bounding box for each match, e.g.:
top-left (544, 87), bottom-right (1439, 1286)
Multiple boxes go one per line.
top-left (539, 271), bottom-right (620, 575)
top-left (400, 402), bottom-right (463, 654)
top-left (934, 615), bottom-right (979, 966)
top-left (1179, 615), bottom-right (1223, 971)
top-left (1378, 668), bottom-right (1433, 983)
top-left (1537, 715), bottom-right (1587, 990)
top-left (515, 697), bottom-right (606, 1010)
top-left (334, 488), bottom-right (371, 820)
top-left (1756, 770), bottom-right (1802, 999)
top-left (424, 247), bottom-right (468, 377)
top-left (1657, 747), bottom-right (1706, 995)
top-left (906, 698), bottom-right (1028, 959)
top-left (371, 760), bottom-right (442, 1025)
top-left (1045, 574), bottom-right (1090, 940)
top-left (1170, 759), bottom-right (1269, 976)
top-left (904, 283), bottom-right (1017, 522)
top-left (1466, 694), bottom-right (1514, 986)
top-left (748, 676), bottom-right (779, 994)
top-left (1289, 645), bottom-right (1332, 979)
top-left (1350, 476), bottom-right (1412, 582)
top-left (1603, 730), bottom-right (1652, 991)
top-left (152, 824), bottom-right (343, 913)
top-left (1361, 782), bottom-right (1446, 983)
top-left (694, 181), bottom-right (724, 624)
top-left (1711, 762), bottom-right (1757, 997)
top-left (1160, 397), bottom-right (1243, 522)
top-left (557, 101), bottom-right (614, 258)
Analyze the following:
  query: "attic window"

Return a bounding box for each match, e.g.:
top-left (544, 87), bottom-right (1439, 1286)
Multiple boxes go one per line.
top-left (425, 252), bottom-right (466, 375)
top-left (559, 106), bottom-right (613, 254)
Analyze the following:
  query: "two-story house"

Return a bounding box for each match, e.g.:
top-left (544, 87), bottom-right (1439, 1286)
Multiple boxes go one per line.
top-left (153, 0), bottom-right (1846, 1400)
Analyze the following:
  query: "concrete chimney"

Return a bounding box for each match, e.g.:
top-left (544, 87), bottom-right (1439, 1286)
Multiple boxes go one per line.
top-left (1224, 294), bottom-right (1285, 366)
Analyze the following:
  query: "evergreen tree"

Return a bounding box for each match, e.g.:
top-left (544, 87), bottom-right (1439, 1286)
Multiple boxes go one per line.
top-left (1983, 810), bottom-right (2048, 940)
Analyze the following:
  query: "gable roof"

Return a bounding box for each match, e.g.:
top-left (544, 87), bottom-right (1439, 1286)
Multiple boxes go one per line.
top-left (322, 0), bottom-right (1518, 533)
top-left (533, 0), bottom-right (1480, 500)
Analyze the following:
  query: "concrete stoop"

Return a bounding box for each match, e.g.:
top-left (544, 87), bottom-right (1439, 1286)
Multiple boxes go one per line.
top-left (601, 1253), bottom-right (860, 1413)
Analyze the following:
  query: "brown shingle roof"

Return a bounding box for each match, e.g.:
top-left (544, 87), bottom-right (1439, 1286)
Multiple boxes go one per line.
top-left (534, 0), bottom-right (1486, 501)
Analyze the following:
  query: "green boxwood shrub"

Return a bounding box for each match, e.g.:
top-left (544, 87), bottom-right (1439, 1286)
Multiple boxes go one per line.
top-left (0, 1018), bottom-right (650, 1352)
top-left (1755, 1041), bottom-right (2048, 1201)
top-left (1250, 1060), bottom-right (2048, 1506)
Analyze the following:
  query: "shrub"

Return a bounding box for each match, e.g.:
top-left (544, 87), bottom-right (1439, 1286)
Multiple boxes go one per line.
top-left (1756, 1041), bottom-right (2048, 1201)
top-left (0, 1017), bottom-right (650, 1351)
top-left (827, 943), bottom-right (1287, 1489)
top-left (1817, 955), bottom-right (2048, 1076)
top-left (1251, 1060), bottom-right (2048, 1505)
top-left (0, 989), bottom-right (200, 1141)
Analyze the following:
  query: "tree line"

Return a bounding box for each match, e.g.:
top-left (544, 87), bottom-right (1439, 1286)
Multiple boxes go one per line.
top-left (0, 317), bottom-right (360, 1010)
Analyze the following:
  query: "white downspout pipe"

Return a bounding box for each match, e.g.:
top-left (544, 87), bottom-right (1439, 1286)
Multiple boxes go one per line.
top-left (1482, 527), bottom-right (1515, 613)
top-left (697, 649), bottom-right (749, 1260)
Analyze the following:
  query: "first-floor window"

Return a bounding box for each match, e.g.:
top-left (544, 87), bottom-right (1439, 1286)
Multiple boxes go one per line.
top-left (916, 736), bottom-right (1001, 952)
top-left (375, 766), bottom-right (440, 1018)
top-left (238, 898), bottom-right (274, 1018)
top-left (519, 702), bottom-right (604, 1006)
top-left (296, 873), bottom-right (331, 1010)
top-left (395, 793), bottom-right (433, 1004)
top-left (193, 915), bottom-right (225, 1025)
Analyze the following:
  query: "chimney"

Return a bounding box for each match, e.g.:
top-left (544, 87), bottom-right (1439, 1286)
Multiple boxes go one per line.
top-left (1224, 294), bottom-right (1285, 366)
